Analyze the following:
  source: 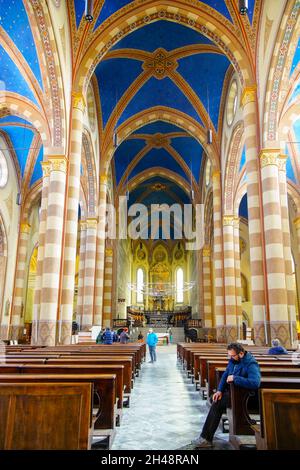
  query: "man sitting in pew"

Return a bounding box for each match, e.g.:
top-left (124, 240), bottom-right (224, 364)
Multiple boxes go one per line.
top-left (191, 343), bottom-right (261, 448)
top-left (268, 338), bottom-right (288, 355)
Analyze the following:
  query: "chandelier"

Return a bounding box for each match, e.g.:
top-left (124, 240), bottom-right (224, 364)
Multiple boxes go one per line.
top-left (127, 281), bottom-right (195, 297)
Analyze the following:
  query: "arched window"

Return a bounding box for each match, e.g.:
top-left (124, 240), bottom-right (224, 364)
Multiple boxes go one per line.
top-left (0, 151), bottom-right (8, 188)
top-left (176, 268), bottom-right (184, 303)
top-left (137, 268), bottom-right (144, 303)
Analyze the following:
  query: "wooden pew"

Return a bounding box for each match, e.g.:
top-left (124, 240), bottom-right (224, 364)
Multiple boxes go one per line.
top-left (253, 389), bottom-right (300, 450)
top-left (227, 379), bottom-right (300, 449)
top-left (0, 382), bottom-right (92, 449)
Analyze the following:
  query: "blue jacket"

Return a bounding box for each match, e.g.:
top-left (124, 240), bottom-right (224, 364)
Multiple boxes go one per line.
top-left (268, 346), bottom-right (288, 355)
top-left (147, 332), bottom-right (158, 347)
top-left (217, 351), bottom-right (261, 392)
top-left (102, 330), bottom-right (114, 345)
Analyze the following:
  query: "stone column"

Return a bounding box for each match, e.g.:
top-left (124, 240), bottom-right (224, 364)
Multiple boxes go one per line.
top-left (10, 221), bottom-right (31, 340)
top-left (278, 154), bottom-right (298, 346)
top-left (202, 246), bottom-right (213, 328)
top-left (242, 87), bottom-right (267, 345)
top-left (60, 92), bottom-right (85, 343)
top-left (260, 149), bottom-right (290, 347)
top-left (234, 216), bottom-right (242, 339)
top-left (38, 156), bottom-right (67, 346)
top-left (81, 217), bottom-right (97, 330)
top-left (223, 215), bottom-right (237, 341)
top-left (212, 170), bottom-right (226, 342)
top-left (76, 220), bottom-right (87, 330)
top-left (94, 175), bottom-right (108, 326)
top-left (32, 162), bottom-right (50, 344)
top-left (102, 247), bottom-right (114, 328)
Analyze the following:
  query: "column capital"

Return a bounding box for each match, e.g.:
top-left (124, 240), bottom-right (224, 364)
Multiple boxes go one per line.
top-left (223, 215), bottom-right (235, 226)
top-left (212, 170), bottom-right (220, 180)
top-left (278, 154), bottom-right (287, 172)
top-left (72, 92), bottom-right (86, 112)
top-left (202, 246), bottom-right (211, 257)
top-left (86, 217), bottom-right (98, 229)
top-left (241, 86), bottom-right (257, 107)
top-left (233, 216), bottom-right (240, 227)
top-left (259, 149), bottom-right (281, 168)
top-left (100, 174), bottom-right (108, 184)
top-left (41, 161), bottom-right (51, 178)
top-left (105, 248), bottom-right (113, 257)
top-left (48, 155), bottom-right (68, 173)
top-left (79, 220), bottom-right (87, 230)
top-left (20, 222), bottom-right (31, 234)
top-left (294, 217), bottom-right (300, 228)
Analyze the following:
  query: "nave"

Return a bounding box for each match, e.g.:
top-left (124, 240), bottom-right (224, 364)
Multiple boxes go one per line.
top-left (112, 345), bottom-right (231, 451)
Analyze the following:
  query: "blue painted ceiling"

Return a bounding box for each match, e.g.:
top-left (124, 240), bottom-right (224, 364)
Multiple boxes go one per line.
top-left (239, 193), bottom-right (248, 219)
top-left (0, 0), bottom-right (43, 89)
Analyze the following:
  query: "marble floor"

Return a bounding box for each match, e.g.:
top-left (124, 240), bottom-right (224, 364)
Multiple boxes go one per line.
top-left (111, 345), bottom-right (232, 451)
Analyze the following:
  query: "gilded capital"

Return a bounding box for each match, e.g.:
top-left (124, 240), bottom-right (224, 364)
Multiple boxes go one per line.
top-left (105, 248), bottom-right (113, 257)
top-left (241, 86), bottom-right (256, 107)
top-left (259, 149), bottom-right (280, 168)
top-left (223, 215), bottom-right (235, 226)
top-left (86, 217), bottom-right (98, 229)
top-left (48, 156), bottom-right (67, 173)
top-left (294, 217), bottom-right (300, 228)
top-left (202, 246), bottom-right (211, 257)
top-left (278, 154), bottom-right (287, 172)
top-left (100, 174), bottom-right (108, 185)
top-left (233, 216), bottom-right (240, 227)
top-left (80, 220), bottom-right (87, 230)
top-left (72, 92), bottom-right (86, 112)
top-left (20, 222), bottom-right (31, 234)
top-left (41, 161), bottom-right (51, 178)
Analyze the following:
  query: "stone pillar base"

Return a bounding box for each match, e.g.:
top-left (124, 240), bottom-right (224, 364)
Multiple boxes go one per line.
top-left (270, 321), bottom-right (295, 348)
top-left (216, 326), bottom-right (226, 343)
top-left (37, 320), bottom-right (57, 346)
top-left (253, 321), bottom-right (268, 346)
top-left (0, 325), bottom-right (9, 341)
top-left (58, 321), bottom-right (72, 345)
top-left (10, 325), bottom-right (25, 341)
top-left (226, 326), bottom-right (238, 343)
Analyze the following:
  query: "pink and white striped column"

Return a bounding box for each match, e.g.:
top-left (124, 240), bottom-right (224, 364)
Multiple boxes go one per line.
top-left (38, 156), bottom-right (67, 346)
top-left (234, 216), bottom-right (242, 339)
top-left (32, 162), bottom-right (50, 344)
top-left (60, 92), bottom-right (85, 343)
top-left (202, 246), bottom-right (213, 328)
top-left (212, 170), bottom-right (226, 342)
top-left (260, 149), bottom-right (290, 346)
top-left (278, 154), bottom-right (297, 346)
top-left (10, 222), bottom-right (31, 340)
top-left (223, 215), bottom-right (237, 341)
top-left (242, 87), bottom-right (267, 345)
top-left (102, 247), bottom-right (114, 328)
top-left (81, 218), bottom-right (97, 330)
top-left (94, 175), bottom-right (108, 326)
top-left (76, 220), bottom-right (87, 329)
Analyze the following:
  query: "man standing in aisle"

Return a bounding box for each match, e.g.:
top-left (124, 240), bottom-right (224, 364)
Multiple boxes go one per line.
top-left (147, 328), bottom-right (158, 363)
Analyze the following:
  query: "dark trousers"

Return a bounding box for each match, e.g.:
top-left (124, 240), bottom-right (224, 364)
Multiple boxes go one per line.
top-left (200, 391), bottom-right (229, 442)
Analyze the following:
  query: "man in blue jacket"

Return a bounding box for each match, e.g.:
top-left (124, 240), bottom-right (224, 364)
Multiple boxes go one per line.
top-left (268, 338), bottom-right (288, 355)
top-left (147, 328), bottom-right (158, 363)
top-left (102, 327), bottom-right (114, 345)
top-left (192, 342), bottom-right (261, 448)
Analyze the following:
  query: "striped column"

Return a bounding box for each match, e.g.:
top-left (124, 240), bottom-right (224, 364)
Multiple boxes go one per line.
top-left (32, 162), bottom-right (51, 344)
top-left (202, 246), bottom-right (213, 328)
top-left (81, 218), bottom-right (97, 331)
top-left (76, 220), bottom-right (87, 329)
top-left (260, 149), bottom-right (290, 346)
top-left (38, 156), bottom-right (67, 346)
top-left (278, 154), bottom-right (297, 346)
top-left (242, 87), bottom-right (267, 346)
top-left (223, 215), bottom-right (237, 342)
top-left (212, 170), bottom-right (226, 342)
top-left (295, 217), bottom-right (300, 257)
top-left (10, 222), bottom-right (31, 340)
top-left (94, 175), bottom-right (108, 326)
top-left (102, 247), bottom-right (114, 328)
top-left (60, 92), bottom-right (85, 343)
top-left (234, 216), bottom-right (242, 339)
